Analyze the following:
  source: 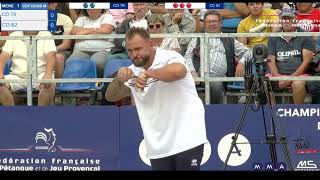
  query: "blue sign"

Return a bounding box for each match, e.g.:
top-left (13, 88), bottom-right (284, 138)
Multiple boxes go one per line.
top-left (0, 106), bottom-right (119, 171)
top-left (48, 10), bottom-right (56, 21)
top-left (0, 105), bottom-right (319, 171)
top-left (48, 10), bottom-right (57, 32)
top-left (48, 21), bottom-right (56, 32)
top-left (119, 105), bottom-right (320, 171)
top-left (206, 2), bottom-right (224, 9)
top-left (110, 3), bottom-right (128, 9)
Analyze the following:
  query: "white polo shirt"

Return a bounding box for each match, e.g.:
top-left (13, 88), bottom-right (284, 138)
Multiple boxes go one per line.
top-left (2, 31), bottom-right (56, 77)
top-left (125, 48), bottom-right (208, 159)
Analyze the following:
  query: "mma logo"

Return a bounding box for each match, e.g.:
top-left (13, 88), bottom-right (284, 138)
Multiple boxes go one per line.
top-left (217, 133), bottom-right (251, 166)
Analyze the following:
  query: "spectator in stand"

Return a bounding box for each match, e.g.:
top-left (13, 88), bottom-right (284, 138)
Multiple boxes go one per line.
top-left (296, 3), bottom-right (320, 33)
top-left (0, 31), bottom-right (56, 106)
top-left (67, 9), bottom-right (116, 78)
top-left (149, 3), bottom-right (169, 15)
top-left (48, 3), bottom-right (74, 79)
top-left (266, 7), bottom-right (315, 104)
top-left (184, 10), bottom-right (252, 104)
top-left (147, 14), bottom-right (180, 53)
top-left (164, 8), bottom-right (196, 56)
top-left (106, 3), bottom-right (134, 28)
top-left (105, 3), bottom-right (150, 64)
top-left (56, 3), bottom-right (83, 24)
top-left (237, 2), bottom-right (279, 48)
top-left (192, 3), bottom-right (249, 33)
top-left (298, 3), bottom-right (320, 103)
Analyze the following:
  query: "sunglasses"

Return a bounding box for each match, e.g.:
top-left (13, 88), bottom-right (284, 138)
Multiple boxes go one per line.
top-left (148, 24), bottom-right (162, 29)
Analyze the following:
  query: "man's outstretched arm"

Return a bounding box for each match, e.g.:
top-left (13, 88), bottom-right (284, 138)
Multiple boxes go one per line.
top-left (145, 62), bottom-right (187, 82)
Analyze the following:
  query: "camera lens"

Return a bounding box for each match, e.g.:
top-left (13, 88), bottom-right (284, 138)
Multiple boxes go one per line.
top-left (256, 47), bottom-right (262, 55)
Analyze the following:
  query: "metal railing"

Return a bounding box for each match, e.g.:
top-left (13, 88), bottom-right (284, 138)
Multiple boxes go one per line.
top-left (3, 32), bottom-right (320, 105)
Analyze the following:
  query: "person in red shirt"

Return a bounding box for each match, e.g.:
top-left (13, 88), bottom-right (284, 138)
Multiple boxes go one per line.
top-left (296, 3), bottom-right (320, 32)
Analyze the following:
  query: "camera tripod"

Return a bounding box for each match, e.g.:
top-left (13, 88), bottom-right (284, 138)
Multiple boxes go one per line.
top-left (223, 62), bottom-right (293, 171)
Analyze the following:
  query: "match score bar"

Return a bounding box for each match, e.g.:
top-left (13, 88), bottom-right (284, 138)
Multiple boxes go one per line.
top-left (165, 2), bottom-right (224, 9)
top-left (1, 3), bottom-right (56, 31)
top-left (68, 3), bottom-right (128, 9)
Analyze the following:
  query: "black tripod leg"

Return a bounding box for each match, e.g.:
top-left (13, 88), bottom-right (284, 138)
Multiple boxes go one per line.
top-left (263, 79), bottom-right (293, 170)
top-left (223, 80), bottom-right (257, 170)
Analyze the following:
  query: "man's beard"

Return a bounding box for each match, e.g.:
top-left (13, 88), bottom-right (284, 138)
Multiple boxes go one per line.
top-left (133, 56), bottom-right (149, 67)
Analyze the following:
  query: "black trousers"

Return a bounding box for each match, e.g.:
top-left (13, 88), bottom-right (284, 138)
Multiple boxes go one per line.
top-left (149, 144), bottom-right (204, 171)
top-left (308, 72), bottom-right (320, 104)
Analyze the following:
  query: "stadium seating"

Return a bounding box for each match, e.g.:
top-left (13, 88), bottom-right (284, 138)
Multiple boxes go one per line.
top-left (104, 59), bottom-right (133, 78)
top-left (4, 59), bottom-right (12, 75)
top-left (56, 59), bottom-right (99, 105)
top-left (57, 59), bottom-right (97, 91)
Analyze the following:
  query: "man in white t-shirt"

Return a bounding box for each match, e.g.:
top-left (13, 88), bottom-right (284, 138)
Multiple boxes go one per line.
top-left (105, 27), bottom-right (208, 170)
top-left (0, 31), bottom-right (56, 106)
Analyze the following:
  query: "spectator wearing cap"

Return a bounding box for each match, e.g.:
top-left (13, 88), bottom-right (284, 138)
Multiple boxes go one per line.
top-left (237, 2), bottom-right (279, 48)
top-left (266, 7), bottom-right (315, 104)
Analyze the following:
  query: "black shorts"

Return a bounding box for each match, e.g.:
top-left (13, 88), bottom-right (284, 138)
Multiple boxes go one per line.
top-left (150, 144), bottom-right (204, 171)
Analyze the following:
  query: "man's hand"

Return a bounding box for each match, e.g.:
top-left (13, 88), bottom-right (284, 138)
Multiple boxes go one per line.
top-left (278, 80), bottom-right (292, 88)
top-left (235, 63), bottom-right (245, 77)
top-left (191, 71), bottom-right (200, 85)
top-left (135, 71), bottom-right (148, 92)
top-left (39, 73), bottom-right (53, 89)
top-left (117, 67), bottom-right (134, 82)
top-left (172, 13), bottom-right (183, 24)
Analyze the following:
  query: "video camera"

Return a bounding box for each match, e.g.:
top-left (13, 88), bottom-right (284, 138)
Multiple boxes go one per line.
top-left (244, 44), bottom-right (268, 92)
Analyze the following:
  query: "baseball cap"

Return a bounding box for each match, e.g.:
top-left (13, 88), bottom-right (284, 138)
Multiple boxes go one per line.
top-left (280, 7), bottom-right (296, 18)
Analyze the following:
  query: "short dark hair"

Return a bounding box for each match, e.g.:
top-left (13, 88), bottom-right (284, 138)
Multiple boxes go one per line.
top-left (203, 10), bottom-right (222, 22)
top-left (125, 27), bottom-right (150, 41)
top-left (246, 2), bottom-right (264, 6)
top-left (82, 9), bottom-right (106, 17)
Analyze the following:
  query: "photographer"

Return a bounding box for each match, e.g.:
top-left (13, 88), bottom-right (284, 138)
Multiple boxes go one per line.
top-left (266, 7), bottom-right (315, 104)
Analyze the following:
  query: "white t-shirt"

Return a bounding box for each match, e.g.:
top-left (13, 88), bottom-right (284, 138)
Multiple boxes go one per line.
top-left (57, 13), bottom-right (73, 34)
top-left (2, 31), bottom-right (56, 77)
top-left (73, 13), bottom-right (116, 52)
top-left (125, 48), bottom-right (208, 159)
top-left (129, 18), bottom-right (148, 29)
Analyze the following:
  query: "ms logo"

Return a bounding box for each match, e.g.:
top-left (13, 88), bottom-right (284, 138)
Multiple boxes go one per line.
top-left (217, 133), bottom-right (251, 166)
top-left (35, 128), bottom-right (56, 152)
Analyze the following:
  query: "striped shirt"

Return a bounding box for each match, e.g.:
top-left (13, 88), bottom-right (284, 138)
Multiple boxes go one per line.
top-left (184, 37), bottom-right (252, 76)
